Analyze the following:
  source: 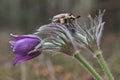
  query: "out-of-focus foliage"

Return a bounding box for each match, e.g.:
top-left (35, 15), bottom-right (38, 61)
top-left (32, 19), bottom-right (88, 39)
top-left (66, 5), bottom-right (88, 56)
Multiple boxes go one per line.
top-left (0, 0), bottom-right (120, 80)
top-left (0, 0), bottom-right (96, 33)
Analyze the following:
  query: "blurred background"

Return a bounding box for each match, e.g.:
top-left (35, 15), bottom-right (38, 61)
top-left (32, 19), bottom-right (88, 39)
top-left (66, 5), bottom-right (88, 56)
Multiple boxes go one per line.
top-left (0, 0), bottom-right (120, 80)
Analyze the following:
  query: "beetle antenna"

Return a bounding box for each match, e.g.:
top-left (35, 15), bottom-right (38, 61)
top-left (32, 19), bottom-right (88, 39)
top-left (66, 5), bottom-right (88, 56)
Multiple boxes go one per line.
top-left (49, 18), bottom-right (52, 21)
top-left (69, 13), bottom-right (73, 16)
top-left (76, 15), bottom-right (80, 19)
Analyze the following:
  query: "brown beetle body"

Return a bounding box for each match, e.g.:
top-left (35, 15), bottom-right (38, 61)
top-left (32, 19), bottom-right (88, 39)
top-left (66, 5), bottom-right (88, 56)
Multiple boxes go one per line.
top-left (52, 13), bottom-right (76, 24)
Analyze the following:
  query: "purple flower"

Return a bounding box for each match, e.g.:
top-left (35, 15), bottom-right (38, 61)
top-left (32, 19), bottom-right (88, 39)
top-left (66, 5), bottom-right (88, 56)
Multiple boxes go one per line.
top-left (9, 34), bottom-right (42, 65)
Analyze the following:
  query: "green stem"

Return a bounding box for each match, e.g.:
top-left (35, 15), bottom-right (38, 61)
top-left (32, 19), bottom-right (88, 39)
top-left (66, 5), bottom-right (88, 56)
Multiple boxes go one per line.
top-left (74, 51), bottom-right (103, 80)
top-left (95, 50), bottom-right (114, 80)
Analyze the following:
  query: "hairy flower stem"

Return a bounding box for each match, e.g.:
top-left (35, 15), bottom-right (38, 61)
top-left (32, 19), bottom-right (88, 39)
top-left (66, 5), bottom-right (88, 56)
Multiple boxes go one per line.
top-left (74, 51), bottom-right (102, 80)
top-left (95, 50), bottom-right (114, 80)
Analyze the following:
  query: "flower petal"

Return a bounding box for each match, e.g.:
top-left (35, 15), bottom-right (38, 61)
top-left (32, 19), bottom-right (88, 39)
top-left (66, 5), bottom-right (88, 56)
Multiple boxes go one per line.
top-left (13, 51), bottom-right (41, 65)
top-left (10, 34), bottom-right (40, 40)
top-left (13, 38), bottom-right (40, 55)
top-left (9, 41), bottom-right (16, 47)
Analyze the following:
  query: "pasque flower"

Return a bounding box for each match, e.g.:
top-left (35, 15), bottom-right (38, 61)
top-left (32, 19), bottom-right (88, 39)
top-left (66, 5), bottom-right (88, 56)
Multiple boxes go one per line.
top-left (70, 10), bottom-right (105, 53)
top-left (9, 34), bottom-right (42, 65)
top-left (9, 10), bottom-right (114, 80)
top-left (71, 11), bottom-right (114, 80)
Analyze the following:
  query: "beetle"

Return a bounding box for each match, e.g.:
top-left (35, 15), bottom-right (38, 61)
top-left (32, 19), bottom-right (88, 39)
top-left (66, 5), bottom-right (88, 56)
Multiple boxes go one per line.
top-left (52, 13), bottom-right (80, 24)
